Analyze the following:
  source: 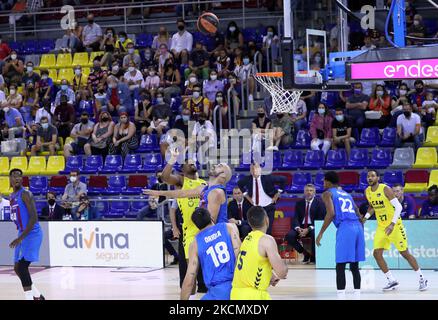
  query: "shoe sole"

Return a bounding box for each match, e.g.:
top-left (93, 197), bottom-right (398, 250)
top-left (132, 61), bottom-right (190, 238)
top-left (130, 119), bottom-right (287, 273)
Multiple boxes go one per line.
top-left (382, 284), bottom-right (399, 291)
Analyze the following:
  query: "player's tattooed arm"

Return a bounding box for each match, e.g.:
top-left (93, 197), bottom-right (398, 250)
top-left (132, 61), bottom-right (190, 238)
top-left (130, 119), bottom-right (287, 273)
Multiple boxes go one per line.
top-left (180, 240), bottom-right (199, 300)
top-left (227, 223), bottom-right (242, 259)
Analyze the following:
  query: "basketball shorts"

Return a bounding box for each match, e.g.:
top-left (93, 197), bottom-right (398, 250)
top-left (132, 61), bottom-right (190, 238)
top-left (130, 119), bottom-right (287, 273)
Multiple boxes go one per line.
top-left (374, 222), bottom-right (408, 252)
top-left (201, 281), bottom-right (232, 300)
top-left (14, 228), bottom-right (43, 263)
top-left (335, 220), bottom-right (366, 263)
top-left (230, 287), bottom-right (272, 300)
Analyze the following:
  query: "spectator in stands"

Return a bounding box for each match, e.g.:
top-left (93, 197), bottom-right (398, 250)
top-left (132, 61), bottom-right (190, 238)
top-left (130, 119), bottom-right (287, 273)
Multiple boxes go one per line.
top-left (123, 42), bottom-right (141, 69)
top-left (411, 80), bottom-right (427, 111)
top-left (185, 41), bottom-right (210, 81)
top-left (183, 72), bottom-right (199, 99)
top-left (234, 54), bottom-right (257, 102)
top-left (0, 35), bottom-right (11, 73)
top-left (170, 18), bottom-right (192, 65)
top-left (368, 84), bottom-right (391, 128)
top-left (84, 110), bottom-right (114, 157)
top-left (109, 60), bottom-right (124, 80)
top-left (225, 73), bottom-right (241, 117)
top-left (141, 47), bottom-right (157, 72)
top-left (22, 61), bottom-right (40, 88)
top-left (156, 43), bottom-right (172, 74)
top-left (64, 111), bottom-right (94, 157)
top-left (94, 82), bottom-right (108, 113)
top-left (62, 170), bottom-right (87, 216)
top-left (35, 98), bottom-right (51, 124)
top-left (390, 83), bottom-right (410, 126)
top-left (186, 83), bottom-right (209, 121)
top-left (396, 102), bottom-right (423, 150)
top-left (203, 70), bottom-right (224, 105)
top-left (38, 69), bottom-right (53, 102)
top-left (87, 57), bottom-right (107, 96)
top-left (135, 91), bottom-right (152, 134)
top-left (168, 107), bottom-right (191, 145)
top-left (228, 186), bottom-right (252, 240)
top-left (392, 184), bottom-right (417, 219)
top-left (109, 111), bottom-right (138, 157)
top-left (421, 92), bottom-right (437, 129)
top-left (233, 46), bottom-right (243, 70)
top-left (291, 98), bottom-right (307, 138)
top-left (146, 91), bottom-right (171, 138)
top-left (31, 116), bottom-right (58, 156)
top-left (55, 79), bottom-right (75, 106)
top-left (152, 26), bottom-right (172, 51)
top-left (215, 48), bottom-right (231, 79)
top-left (408, 14), bottom-right (426, 45)
top-left (54, 94), bottom-right (76, 141)
top-left (100, 27), bottom-right (117, 67)
top-left (124, 60), bottom-right (142, 98)
top-left (332, 108), bottom-right (355, 159)
top-left (115, 31), bottom-right (133, 56)
top-left (82, 14), bottom-right (103, 52)
top-left (106, 75), bottom-right (132, 115)
top-left (75, 194), bottom-right (100, 220)
top-left (40, 192), bottom-right (65, 221)
top-left (209, 29), bottom-right (225, 59)
top-left (21, 81), bottom-right (38, 123)
top-left (143, 66), bottom-right (160, 97)
top-left (346, 82), bottom-right (369, 131)
top-left (2, 104), bottom-right (24, 139)
top-left (361, 34), bottom-right (376, 51)
top-left (252, 106), bottom-right (271, 133)
top-left (191, 112), bottom-right (216, 152)
top-left (6, 83), bottom-right (22, 110)
top-left (211, 91), bottom-right (229, 129)
top-left (2, 50), bottom-right (23, 85)
top-left (73, 65), bottom-right (89, 102)
top-left (224, 21), bottom-right (244, 54)
top-left (262, 26), bottom-right (280, 64)
top-left (270, 112), bottom-right (293, 151)
top-left (310, 52), bottom-right (323, 71)
top-left (420, 185), bottom-right (438, 218)
top-left (0, 85), bottom-right (5, 104)
top-left (310, 102), bottom-right (333, 155)
top-left (59, 24), bottom-right (81, 53)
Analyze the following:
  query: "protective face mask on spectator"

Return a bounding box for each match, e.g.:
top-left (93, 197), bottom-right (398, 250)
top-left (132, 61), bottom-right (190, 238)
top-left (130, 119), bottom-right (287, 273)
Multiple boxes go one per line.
top-left (48, 199), bottom-right (56, 206)
top-left (41, 75), bottom-right (48, 80)
top-left (216, 96), bottom-right (223, 103)
top-left (413, 20), bottom-right (420, 26)
top-left (314, 56), bottom-right (321, 63)
top-left (81, 118), bottom-right (88, 124)
top-left (11, 54), bottom-right (17, 60)
top-left (128, 48), bottom-right (134, 54)
top-left (354, 88), bottom-right (362, 95)
top-left (107, 33), bottom-right (113, 37)
top-left (182, 115), bottom-right (190, 122)
top-left (229, 26), bottom-right (236, 32)
top-left (27, 66), bottom-right (33, 73)
top-left (189, 77), bottom-right (197, 84)
top-left (404, 111), bottom-right (411, 117)
top-left (210, 74), bottom-right (217, 81)
top-left (41, 123), bottom-right (49, 129)
top-left (9, 89), bottom-right (15, 95)
top-left (376, 90), bottom-right (384, 96)
top-left (70, 176), bottom-right (77, 183)
top-left (75, 69), bottom-right (81, 76)
top-left (3, 107), bottom-right (9, 113)
top-left (112, 65), bottom-right (119, 72)
top-left (399, 89), bottom-right (407, 95)
top-left (318, 108), bottom-right (325, 115)
top-left (109, 83), bottom-right (117, 89)
top-left (149, 71), bottom-right (155, 76)
top-left (156, 97), bottom-right (164, 104)
top-left (267, 31), bottom-right (274, 37)
top-left (335, 115), bottom-right (344, 122)
top-left (128, 66), bottom-right (135, 72)
top-left (61, 85), bottom-right (68, 91)
top-left (243, 58), bottom-right (250, 65)
top-left (145, 53), bottom-right (151, 59)
top-left (258, 113), bottom-right (265, 118)
top-left (178, 25), bottom-right (185, 31)
top-left (192, 91), bottom-right (200, 99)
top-left (120, 118), bottom-right (128, 124)
top-left (119, 37), bottom-right (125, 43)
top-left (416, 87), bottom-right (424, 93)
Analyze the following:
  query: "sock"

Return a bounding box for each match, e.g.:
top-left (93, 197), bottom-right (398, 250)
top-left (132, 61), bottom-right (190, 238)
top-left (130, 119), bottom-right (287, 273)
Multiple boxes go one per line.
top-left (354, 289), bottom-right (361, 295)
top-left (336, 290), bottom-right (346, 300)
top-left (385, 271), bottom-right (396, 283)
top-left (24, 290), bottom-right (33, 300)
top-left (416, 269), bottom-right (424, 280)
top-left (336, 289), bottom-right (345, 295)
top-left (32, 285), bottom-right (41, 298)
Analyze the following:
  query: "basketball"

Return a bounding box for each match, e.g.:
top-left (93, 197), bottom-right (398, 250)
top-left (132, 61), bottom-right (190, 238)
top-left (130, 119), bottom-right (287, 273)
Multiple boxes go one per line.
top-left (197, 12), bottom-right (219, 34)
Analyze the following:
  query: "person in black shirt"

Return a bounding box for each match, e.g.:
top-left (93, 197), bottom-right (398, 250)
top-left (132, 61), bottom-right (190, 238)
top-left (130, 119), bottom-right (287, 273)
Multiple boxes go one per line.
top-left (184, 41), bottom-right (210, 81)
top-left (331, 108), bottom-right (355, 159)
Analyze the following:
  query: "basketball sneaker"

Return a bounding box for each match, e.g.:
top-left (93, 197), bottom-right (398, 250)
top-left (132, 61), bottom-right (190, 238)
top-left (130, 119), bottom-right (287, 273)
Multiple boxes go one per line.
top-left (419, 279), bottom-right (428, 291)
top-left (382, 280), bottom-right (399, 291)
top-left (33, 294), bottom-right (45, 300)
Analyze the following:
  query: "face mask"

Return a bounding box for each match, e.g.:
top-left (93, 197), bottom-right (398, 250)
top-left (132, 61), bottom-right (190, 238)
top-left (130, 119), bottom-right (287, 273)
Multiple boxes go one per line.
top-left (354, 89), bottom-right (362, 95)
top-left (229, 26), bottom-right (236, 32)
top-left (9, 89), bottom-right (15, 95)
top-left (216, 97), bottom-right (223, 103)
top-left (376, 90), bottom-right (384, 96)
top-left (119, 37), bottom-right (125, 43)
top-left (229, 78), bottom-right (236, 84)
top-left (243, 58), bottom-right (250, 65)
top-left (267, 31), bottom-right (274, 37)
top-left (210, 75), bottom-right (217, 81)
top-left (61, 85), bottom-right (68, 91)
top-left (399, 89), bottom-right (407, 95)
top-left (178, 25), bottom-right (185, 31)
top-left (314, 56), bottom-right (321, 63)
top-left (416, 87), bottom-right (423, 93)
top-left (112, 65), bottom-right (119, 72)
top-left (75, 69), bottom-right (81, 76)
top-left (258, 113), bottom-right (265, 118)
top-left (48, 199), bottom-right (56, 206)
top-left (277, 114), bottom-right (284, 119)
top-left (145, 53), bottom-right (151, 59)
top-left (128, 48), bottom-right (134, 54)
top-left (109, 83), bottom-right (116, 89)
top-left (192, 91), bottom-right (200, 99)
top-left (27, 66), bottom-right (33, 73)
top-left (182, 115), bottom-right (190, 122)
top-left (199, 119), bottom-right (206, 125)
top-left (404, 111), bottom-right (411, 117)
top-left (335, 115), bottom-right (344, 122)
top-left (101, 117), bottom-right (109, 122)
top-left (149, 71), bottom-right (155, 76)
top-left (3, 107), bottom-right (9, 113)
top-left (42, 75), bottom-right (48, 80)
top-left (120, 118), bottom-right (128, 124)
top-left (189, 77), bottom-right (197, 84)
top-left (88, 20), bottom-right (94, 24)
top-left (107, 33), bottom-right (113, 37)
top-left (81, 118), bottom-right (88, 124)
top-left (318, 108), bottom-right (325, 115)
top-left (413, 20), bottom-right (420, 26)
top-left (156, 97), bottom-right (164, 104)
top-left (70, 176), bottom-right (77, 183)
top-left (42, 123), bottom-right (49, 129)
top-left (11, 54), bottom-right (17, 60)
top-left (128, 66), bottom-right (135, 72)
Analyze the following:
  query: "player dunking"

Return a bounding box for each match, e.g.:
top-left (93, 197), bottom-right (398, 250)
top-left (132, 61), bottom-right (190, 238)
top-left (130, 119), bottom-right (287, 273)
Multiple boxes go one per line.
top-left (364, 170), bottom-right (428, 291)
top-left (181, 208), bottom-right (241, 300)
top-left (316, 171), bottom-right (365, 299)
top-left (8, 168), bottom-right (44, 300)
top-left (231, 206), bottom-right (288, 300)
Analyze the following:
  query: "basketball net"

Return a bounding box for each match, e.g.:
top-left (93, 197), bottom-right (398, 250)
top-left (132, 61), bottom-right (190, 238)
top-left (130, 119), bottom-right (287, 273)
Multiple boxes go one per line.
top-left (255, 72), bottom-right (302, 115)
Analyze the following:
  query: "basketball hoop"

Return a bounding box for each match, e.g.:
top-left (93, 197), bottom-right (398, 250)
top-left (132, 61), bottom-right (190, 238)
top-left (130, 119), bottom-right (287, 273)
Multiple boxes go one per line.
top-left (255, 72), bottom-right (302, 115)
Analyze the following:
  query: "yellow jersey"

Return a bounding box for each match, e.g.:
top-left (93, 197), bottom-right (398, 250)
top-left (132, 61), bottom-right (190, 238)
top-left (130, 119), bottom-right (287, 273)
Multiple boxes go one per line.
top-left (177, 177), bottom-right (206, 256)
top-left (365, 183), bottom-right (401, 228)
top-left (232, 230), bottom-right (272, 292)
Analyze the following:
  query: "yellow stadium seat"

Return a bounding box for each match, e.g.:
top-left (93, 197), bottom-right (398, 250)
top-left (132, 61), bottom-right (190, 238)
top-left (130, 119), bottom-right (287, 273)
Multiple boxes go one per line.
top-left (48, 69), bottom-right (58, 83)
top-left (0, 177), bottom-right (12, 196)
top-left (0, 157), bottom-right (10, 175)
top-left (17, 86), bottom-right (24, 95)
top-left (56, 53), bottom-right (73, 69)
top-left (64, 137), bottom-right (74, 146)
top-left (82, 68), bottom-right (91, 77)
top-left (428, 170), bottom-right (438, 188)
top-left (404, 183), bottom-right (428, 193)
top-left (33, 69), bottom-right (40, 75)
top-left (72, 52), bottom-right (89, 67)
top-left (27, 156), bottom-right (47, 175)
top-left (57, 68), bottom-right (74, 84)
top-left (413, 147), bottom-right (438, 168)
top-left (46, 156), bottom-right (65, 175)
top-left (88, 51), bottom-right (104, 67)
top-left (38, 54), bottom-right (56, 69)
top-left (424, 126), bottom-right (438, 147)
top-left (10, 157), bottom-right (28, 174)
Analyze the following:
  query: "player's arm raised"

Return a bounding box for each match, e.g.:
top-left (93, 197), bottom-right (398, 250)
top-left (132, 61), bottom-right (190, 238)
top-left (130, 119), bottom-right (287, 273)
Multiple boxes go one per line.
top-left (143, 185), bottom-right (204, 199)
top-left (180, 240), bottom-right (199, 300)
top-left (316, 191), bottom-right (335, 247)
top-left (383, 185), bottom-right (402, 236)
top-left (227, 223), bottom-right (241, 259)
top-left (208, 188), bottom-right (225, 222)
top-left (261, 235), bottom-right (288, 280)
top-left (10, 191), bottom-right (38, 248)
top-left (161, 147), bottom-right (183, 186)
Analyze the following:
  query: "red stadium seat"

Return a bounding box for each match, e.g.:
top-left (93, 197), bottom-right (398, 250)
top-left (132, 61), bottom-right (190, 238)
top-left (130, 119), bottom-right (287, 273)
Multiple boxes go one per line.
top-left (404, 170), bottom-right (429, 193)
top-left (338, 171), bottom-right (360, 192)
top-left (271, 217), bottom-right (291, 244)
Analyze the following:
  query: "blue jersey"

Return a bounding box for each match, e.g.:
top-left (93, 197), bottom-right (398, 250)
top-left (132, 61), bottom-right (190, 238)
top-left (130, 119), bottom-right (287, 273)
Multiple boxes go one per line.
top-left (196, 223), bottom-right (236, 288)
top-left (329, 187), bottom-right (360, 228)
top-left (10, 188), bottom-right (40, 234)
top-left (200, 185), bottom-right (228, 223)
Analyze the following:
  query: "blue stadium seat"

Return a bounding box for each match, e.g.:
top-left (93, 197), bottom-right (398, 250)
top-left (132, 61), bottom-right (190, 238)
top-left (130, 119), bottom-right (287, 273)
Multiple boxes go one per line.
top-left (369, 148), bottom-right (392, 169)
top-left (120, 154), bottom-right (142, 173)
top-left (235, 152), bottom-right (252, 171)
top-left (357, 171), bottom-right (369, 192)
top-left (109, 198), bottom-right (130, 218)
top-left (382, 170), bottom-right (404, 187)
top-left (82, 155), bottom-right (103, 174)
top-left (141, 153), bottom-right (163, 173)
top-left (104, 176), bottom-right (127, 195)
top-left (93, 199), bottom-right (110, 218)
top-left (357, 127), bottom-right (380, 147)
top-left (22, 40), bottom-right (38, 55)
top-left (226, 174), bottom-right (243, 194)
top-left (324, 149), bottom-right (347, 169)
top-left (36, 201), bottom-right (46, 216)
top-left (281, 150), bottom-right (303, 169)
top-left (137, 134), bottom-right (159, 152)
top-left (295, 130), bottom-right (311, 149)
top-left (289, 172), bottom-right (312, 193)
top-left (60, 155), bottom-right (83, 174)
top-left (30, 176), bottom-right (48, 195)
top-left (8, 41), bottom-right (22, 54)
top-left (347, 149), bottom-right (369, 169)
top-left (380, 127), bottom-right (396, 147)
top-left (130, 198), bottom-right (149, 214)
top-left (38, 39), bottom-right (56, 54)
top-left (135, 33), bottom-right (153, 48)
top-left (148, 175), bottom-right (158, 188)
top-left (101, 155), bottom-right (123, 173)
top-left (263, 151), bottom-right (281, 170)
top-left (308, 110), bottom-right (315, 123)
top-left (303, 150), bottom-right (325, 170)
top-left (314, 172), bottom-right (325, 193)
top-left (76, 100), bottom-right (94, 118)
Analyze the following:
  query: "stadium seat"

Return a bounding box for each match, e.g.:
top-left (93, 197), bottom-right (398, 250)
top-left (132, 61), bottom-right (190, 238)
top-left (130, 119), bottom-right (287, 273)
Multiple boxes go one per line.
top-left (82, 68), bottom-right (91, 77)
top-left (272, 173), bottom-right (292, 191)
top-left (346, 149), bottom-right (369, 169)
top-left (235, 152), bottom-right (252, 171)
top-left (383, 170), bottom-right (404, 187)
top-left (324, 149), bottom-right (347, 169)
top-left (0, 177), bottom-right (12, 195)
top-left (226, 174), bottom-right (242, 194)
top-left (130, 198), bottom-right (149, 214)
top-left (289, 172), bottom-right (312, 193)
top-left (428, 170), bottom-right (438, 188)
top-left (271, 217), bottom-right (292, 243)
top-left (391, 148), bottom-right (415, 168)
top-left (72, 52), bottom-right (89, 67)
top-left (36, 201), bottom-right (46, 215)
top-left (88, 176), bottom-right (108, 195)
top-left (93, 198), bottom-right (110, 218)
top-left (369, 148), bottom-right (392, 169)
top-left (303, 150), bottom-right (325, 170)
top-left (424, 126), bottom-right (438, 147)
top-left (104, 176), bottom-right (127, 195)
top-left (48, 69), bottom-right (58, 82)
top-left (141, 153), bottom-right (163, 173)
top-left (57, 68), bottom-right (74, 84)
top-left (10, 157), bottom-right (28, 174)
top-left (413, 147), bottom-right (438, 169)
top-left (120, 154), bottom-right (142, 173)
top-left (380, 127), bottom-right (396, 147)
top-left (38, 39), bottom-right (55, 54)
top-left (137, 134), bottom-right (159, 152)
top-left (22, 40), bottom-right (38, 55)
top-left (101, 155), bottom-right (123, 173)
top-left (29, 176), bottom-right (49, 195)
top-left (357, 171), bottom-right (369, 192)
top-left (0, 157), bottom-right (10, 175)
top-left (124, 175), bottom-right (148, 195)
top-left (46, 156), bottom-right (65, 175)
top-left (48, 175), bottom-right (68, 194)
top-left (60, 155), bottom-right (83, 174)
top-left (27, 156), bottom-right (47, 175)
top-left (357, 127), bottom-right (380, 147)
top-left (281, 150), bottom-right (303, 170)
top-left (295, 130), bottom-right (311, 149)
top-left (263, 151), bottom-right (282, 170)
top-left (338, 171), bottom-right (359, 192)
top-left (38, 54), bottom-right (56, 69)
top-left (82, 155), bottom-right (103, 173)
top-left (108, 197), bottom-right (130, 218)
top-left (56, 53), bottom-right (72, 69)
top-left (404, 170), bottom-right (429, 193)
top-left (314, 172), bottom-right (325, 193)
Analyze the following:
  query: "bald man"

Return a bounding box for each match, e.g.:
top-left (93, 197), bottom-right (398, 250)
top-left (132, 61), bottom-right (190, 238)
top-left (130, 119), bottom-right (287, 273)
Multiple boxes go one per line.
top-left (144, 162), bottom-right (232, 223)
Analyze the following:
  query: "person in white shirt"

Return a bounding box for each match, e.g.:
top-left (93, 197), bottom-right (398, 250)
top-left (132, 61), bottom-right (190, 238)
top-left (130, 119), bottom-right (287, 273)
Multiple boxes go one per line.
top-left (0, 193), bottom-right (10, 220)
top-left (82, 14), bottom-right (103, 52)
top-left (170, 18), bottom-right (193, 65)
top-left (262, 26), bottom-right (280, 63)
top-left (361, 35), bottom-right (376, 51)
top-left (35, 100), bottom-right (52, 124)
top-left (124, 60), bottom-right (143, 95)
top-left (396, 102), bottom-right (423, 150)
top-left (142, 65), bottom-right (160, 97)
top-left (234, 54), bottom-right (257, 101)
top-left (191, 112), bottom-right (216, 149)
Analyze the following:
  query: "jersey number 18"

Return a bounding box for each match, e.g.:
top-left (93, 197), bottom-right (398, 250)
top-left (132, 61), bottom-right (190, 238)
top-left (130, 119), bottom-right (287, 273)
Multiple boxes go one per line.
top-left (206, 241), bottom-right (230, 267)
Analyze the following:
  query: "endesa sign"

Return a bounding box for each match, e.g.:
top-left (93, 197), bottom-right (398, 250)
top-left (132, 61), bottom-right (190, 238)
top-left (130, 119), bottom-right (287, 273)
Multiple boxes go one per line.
top-left (349, 58), bottom-right (438, 80)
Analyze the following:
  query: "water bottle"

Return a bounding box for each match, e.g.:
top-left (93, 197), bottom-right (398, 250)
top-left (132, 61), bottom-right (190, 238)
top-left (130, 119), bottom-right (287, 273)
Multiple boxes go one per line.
top-left (3, 206), bottom-right (11, 221)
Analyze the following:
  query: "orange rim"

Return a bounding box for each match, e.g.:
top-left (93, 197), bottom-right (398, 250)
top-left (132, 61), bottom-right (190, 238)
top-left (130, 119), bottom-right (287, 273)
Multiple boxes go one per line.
top-left (255, 72), bottom-right (283, 77)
